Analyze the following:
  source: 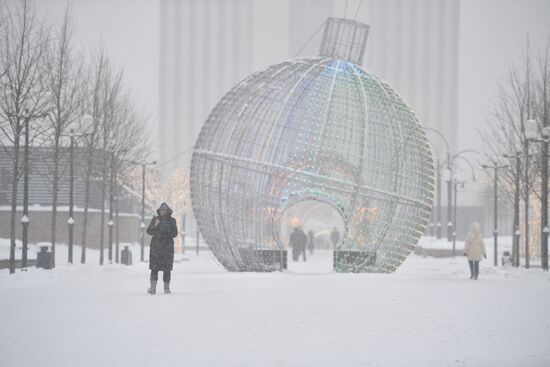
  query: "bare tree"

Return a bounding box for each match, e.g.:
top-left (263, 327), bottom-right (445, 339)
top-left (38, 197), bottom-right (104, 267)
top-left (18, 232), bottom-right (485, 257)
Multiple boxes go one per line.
top-left (0, 0), bottom-right (50, 274)
top-left (482, 37), bottom-right (550, 260)
top-left (97, 64), bottom-right (123, 265)
top-left (43, 4), bottom-right (85, 267)
top-left (79, 48), bottom-right (150, 264)
top-left (79, 50), bottom-right (107, 264)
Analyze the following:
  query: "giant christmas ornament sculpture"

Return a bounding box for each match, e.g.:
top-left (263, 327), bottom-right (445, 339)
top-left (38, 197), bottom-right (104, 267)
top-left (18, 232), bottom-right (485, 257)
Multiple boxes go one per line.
top-left (190, 18), bottom-right (435, 272)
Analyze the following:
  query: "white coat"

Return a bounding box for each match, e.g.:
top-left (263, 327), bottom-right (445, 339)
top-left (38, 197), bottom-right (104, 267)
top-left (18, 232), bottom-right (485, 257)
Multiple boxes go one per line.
top-left (464, 223), bottom-right (486, 261)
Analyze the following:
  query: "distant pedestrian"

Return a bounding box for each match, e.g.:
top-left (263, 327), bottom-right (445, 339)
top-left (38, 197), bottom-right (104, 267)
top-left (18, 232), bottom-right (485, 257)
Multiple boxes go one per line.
top-left (307, 229), bottom-right (315, 255)
top-left (464, 222), bottom-right (486, 280)
top-left (289, 226), bottom-right (307, 261)
top-left (147, 202), bottom-right (178, 294)
top-left (330, 227), bottom-right (340, 249)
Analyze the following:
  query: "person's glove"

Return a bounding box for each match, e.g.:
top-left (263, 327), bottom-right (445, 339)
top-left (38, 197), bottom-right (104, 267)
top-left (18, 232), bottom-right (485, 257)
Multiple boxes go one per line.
top-left (463, 253), bottom-right (467, 257)
top-left (483, 254), bottom-right (487, 259)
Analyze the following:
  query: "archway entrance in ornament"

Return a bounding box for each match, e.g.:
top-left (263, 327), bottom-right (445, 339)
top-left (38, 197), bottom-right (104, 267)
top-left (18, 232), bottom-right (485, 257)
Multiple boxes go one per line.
top-left (275, 198), bottom-right (346, 273)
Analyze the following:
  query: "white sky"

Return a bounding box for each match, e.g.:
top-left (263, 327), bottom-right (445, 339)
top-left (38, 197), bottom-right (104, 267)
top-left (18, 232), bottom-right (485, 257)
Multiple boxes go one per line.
top-left (458, 0), bottom-right (550, 153)
top-left (27, 0), bottom-right (550, 157)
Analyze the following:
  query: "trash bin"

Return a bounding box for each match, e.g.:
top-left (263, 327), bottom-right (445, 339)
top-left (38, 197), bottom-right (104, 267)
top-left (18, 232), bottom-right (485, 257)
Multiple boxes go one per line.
top-left (121, 246), bottom-right (132, 266)
top-left (36, 245), bottom-right (53, 269)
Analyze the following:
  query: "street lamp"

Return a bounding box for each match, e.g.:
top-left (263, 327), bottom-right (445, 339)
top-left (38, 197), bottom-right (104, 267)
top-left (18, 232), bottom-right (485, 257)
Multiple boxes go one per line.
top-left (133, 160), bottom-right (156, 262)
top-left (425, 127), bottom-right (450, 241)
top-left (543, 227), bottom-right (550, 271)
top-left (452, 177), bottom-right (465, 256)
top-left (525, 119), bottom-right (550, 271)
top-left (522, 119), bottom-right (539, 269)
top-left (108, 153), bottom-right (115, 264)
top-left (442, 167), bottom-right (453, 242)
top-left (67, 216), bottom-right (74, 263)
top-left (67, 126), bottom-right (88, 265)
top-left (18, 108), bottom-right (49, 269)
top-left (514, 229), bottom-right (521, 266)
top-left (139, 221), bottom-right (146, 261)
top-left (504, 151), bottom-right (523, 268)
top-left (482, 162), bottom-right (509, 267)
top-left (114, 195), bottom-right (120, 264)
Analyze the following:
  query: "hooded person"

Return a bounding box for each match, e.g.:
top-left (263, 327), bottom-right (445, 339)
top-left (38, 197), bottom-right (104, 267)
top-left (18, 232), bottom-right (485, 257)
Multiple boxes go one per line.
top-left (464, 222), bottom-right (486, 280)
top-left (146, 202), bottom-right (178, 294)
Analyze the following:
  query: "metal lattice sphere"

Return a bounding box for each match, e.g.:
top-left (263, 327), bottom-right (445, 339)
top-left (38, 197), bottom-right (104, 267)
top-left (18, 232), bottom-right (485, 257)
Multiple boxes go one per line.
top-left (190, 18), bottom-right (435, 272)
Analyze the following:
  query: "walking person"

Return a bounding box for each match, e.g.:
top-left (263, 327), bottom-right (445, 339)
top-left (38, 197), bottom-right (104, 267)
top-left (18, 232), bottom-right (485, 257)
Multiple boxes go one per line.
top-left (290, 227), bottom-right (301, 261)
top-left (147, 202), bottom-right (178, 294)
top-left (463, 222), bottom-right (486, 280)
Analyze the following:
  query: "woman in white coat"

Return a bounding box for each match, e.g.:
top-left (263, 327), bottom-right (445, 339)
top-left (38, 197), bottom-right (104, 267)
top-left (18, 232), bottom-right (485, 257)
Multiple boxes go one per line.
top-left (464, 223), bottom-right (486, 280)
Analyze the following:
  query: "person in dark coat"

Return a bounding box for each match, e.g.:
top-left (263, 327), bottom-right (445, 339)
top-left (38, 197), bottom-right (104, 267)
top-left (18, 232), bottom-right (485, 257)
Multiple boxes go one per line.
top-left (146, 202), bottom-right (178, 294)
top-left (289, 227), bottom-right (301, 261)
top-left (289, 226), bottom-right (307, 261)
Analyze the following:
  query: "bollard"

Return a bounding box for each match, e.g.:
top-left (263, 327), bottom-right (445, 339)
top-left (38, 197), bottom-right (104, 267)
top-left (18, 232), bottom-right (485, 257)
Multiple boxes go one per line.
top-left (121, 246), bottom-right (133, 266)
top-left (36, 245), bottom-right (53, 269)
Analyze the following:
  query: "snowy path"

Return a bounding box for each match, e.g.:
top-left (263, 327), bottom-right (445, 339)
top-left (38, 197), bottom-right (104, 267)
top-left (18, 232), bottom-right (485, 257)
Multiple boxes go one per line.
top-left (1, 245), bottom-right (549, 367)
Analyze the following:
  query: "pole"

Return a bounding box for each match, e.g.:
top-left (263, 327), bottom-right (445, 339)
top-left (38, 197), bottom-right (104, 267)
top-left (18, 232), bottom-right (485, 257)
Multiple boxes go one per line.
top-left (21, 115), bottom-right (30, 269)
top-left (115, 194), bottom-right (120, 264)
top-left (514, 156), bottom-right (521, 267)
top-left (447, 151), bottom-right (453, 242)
top-left (493, 166), bottom-right (498, 267)
top-left (542, 138), bottom-right (549, 271)
top-left (436, 158), bottom-right (442, 239)
top-left (114, 160), bottom-right (120, 264)
top-left (181, 214), bottom-right (186, 254)
top-left (196, 227), bottom-right (200, 255)
top-left (452, 180), bottom-right (458, 256)
top-left (140, 163), bottom-right (146, 262)
top-left (108, 153), bottom-right (114, 263)
top-left (68, 131), bottom-right (75, 264)
top-left (525, 141), bottom-right (530, 269)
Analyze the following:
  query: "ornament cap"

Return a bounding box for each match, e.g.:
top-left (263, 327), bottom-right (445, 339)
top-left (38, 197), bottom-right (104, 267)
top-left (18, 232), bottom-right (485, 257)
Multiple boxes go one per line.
top-left (319, 17), bottom-right (370, 65)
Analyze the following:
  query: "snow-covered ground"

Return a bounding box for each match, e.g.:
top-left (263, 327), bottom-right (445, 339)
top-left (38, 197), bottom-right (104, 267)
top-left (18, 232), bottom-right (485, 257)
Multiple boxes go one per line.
top-left (1, 238), bottom-right (549, 367)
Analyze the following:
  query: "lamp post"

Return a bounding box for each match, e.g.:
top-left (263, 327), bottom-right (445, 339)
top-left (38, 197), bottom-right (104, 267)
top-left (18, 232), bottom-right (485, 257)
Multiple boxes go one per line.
top-left (452, 178), bottom-right (465, 256)
top-left (525, 119), bottom-right (550, 271)
top-left (504, 152), bottom-right (523, 267)
top-left (523, 119), bottom-right (541, 269)
top-left (481, 162), bottom-right (509, 267)
top-left (68, 129), bottom-right (75, 264)
top-left (139, 221), bottom-right (146, 261)
top-left (196, 227), bottom-right (200, 255)
top-left (447, 151), bottom-right (479, 247)
top-left (108, 153), bottom-right (115, 263)
top-left (21, 111), bottom-right (30, 269)
top-left (442, 166), bottom-right (453, 242)
top-left (114, 195), bottom-right (120, 263)
top-left (181, 214), bottom-right (186, 254)
top-left (134, 160), bottom-right (156, 262)
top-left (67, 128), bottom-right (87, 264)
top-left (18, 108), bottom-right (49, 269)
top-left (436, 157), bottom-right (442, 239)
top-left (542, 127), bottom-right (550, 272)
top-left (544, 227), bottom-right (550, 271)
top-left (425, 127), bottom-right (450, 240)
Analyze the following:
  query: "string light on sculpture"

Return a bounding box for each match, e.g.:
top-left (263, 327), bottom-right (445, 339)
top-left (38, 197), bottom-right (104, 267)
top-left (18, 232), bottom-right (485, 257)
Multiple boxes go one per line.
top-left (190, 17), bottom-right (435, 272)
